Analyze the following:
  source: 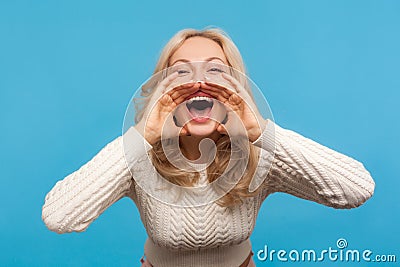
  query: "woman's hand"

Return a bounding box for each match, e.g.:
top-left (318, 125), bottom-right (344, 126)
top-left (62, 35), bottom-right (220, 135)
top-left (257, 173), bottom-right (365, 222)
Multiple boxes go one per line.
top-left (201, 72), bottom-right (267, 142)
top-left (135, 72), bottom-right (199, 145)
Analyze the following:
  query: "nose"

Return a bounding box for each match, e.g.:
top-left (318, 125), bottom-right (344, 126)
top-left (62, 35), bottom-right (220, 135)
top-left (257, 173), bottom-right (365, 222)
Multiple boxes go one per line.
top-left (192, 69), bottom-right (206, 83)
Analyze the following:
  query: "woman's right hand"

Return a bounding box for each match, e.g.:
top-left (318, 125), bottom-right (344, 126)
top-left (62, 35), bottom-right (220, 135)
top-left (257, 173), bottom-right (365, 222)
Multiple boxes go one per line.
top-left (135, 72), bottom-right (199, 145)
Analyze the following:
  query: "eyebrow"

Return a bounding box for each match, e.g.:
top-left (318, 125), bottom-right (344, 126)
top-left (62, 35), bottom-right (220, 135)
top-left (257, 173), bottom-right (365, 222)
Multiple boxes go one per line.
top-left (169, 57), bottom-right (226, 66)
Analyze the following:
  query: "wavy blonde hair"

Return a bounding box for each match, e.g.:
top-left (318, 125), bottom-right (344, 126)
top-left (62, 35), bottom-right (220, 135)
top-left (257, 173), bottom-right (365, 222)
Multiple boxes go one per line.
top-left (135, 27), bottom-right (261, 207)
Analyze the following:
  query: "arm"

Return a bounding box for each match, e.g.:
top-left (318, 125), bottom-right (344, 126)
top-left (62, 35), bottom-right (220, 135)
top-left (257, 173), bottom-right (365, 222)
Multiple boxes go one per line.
top-left (254, 119), bottom-right (375, 209)
top-left (41, 127), bottom-right (150, 233)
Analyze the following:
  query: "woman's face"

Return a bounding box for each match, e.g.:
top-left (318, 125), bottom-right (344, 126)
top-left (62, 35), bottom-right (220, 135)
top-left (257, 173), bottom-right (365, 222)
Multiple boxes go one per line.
top-left (169, 36), bottom-right (228, 137)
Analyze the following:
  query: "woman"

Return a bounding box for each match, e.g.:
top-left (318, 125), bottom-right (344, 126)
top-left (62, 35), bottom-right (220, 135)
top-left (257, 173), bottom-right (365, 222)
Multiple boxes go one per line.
top-left (41, 28), bottom-right (375, 267)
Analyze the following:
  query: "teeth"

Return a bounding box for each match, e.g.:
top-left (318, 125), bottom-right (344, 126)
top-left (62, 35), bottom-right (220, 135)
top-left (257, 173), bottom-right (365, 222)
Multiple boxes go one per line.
top-left (187, 96), bottom-right (213, 104)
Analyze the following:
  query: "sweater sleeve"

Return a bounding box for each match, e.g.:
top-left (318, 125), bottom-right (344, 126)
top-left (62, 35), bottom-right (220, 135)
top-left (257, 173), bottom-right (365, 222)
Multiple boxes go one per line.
top-left (253, 119), bottom-right (375, 209)
top-left (41, 126), bottom-right (150, 233)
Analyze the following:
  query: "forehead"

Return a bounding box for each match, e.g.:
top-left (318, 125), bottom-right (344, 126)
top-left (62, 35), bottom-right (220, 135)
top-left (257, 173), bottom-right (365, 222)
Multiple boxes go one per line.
top-left (169, 36), bottom-right (228, 65)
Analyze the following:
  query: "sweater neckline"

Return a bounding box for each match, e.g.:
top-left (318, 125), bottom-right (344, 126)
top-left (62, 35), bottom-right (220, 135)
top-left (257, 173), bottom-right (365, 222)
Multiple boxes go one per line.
top-left (187, 161), bottom-right (208, 172)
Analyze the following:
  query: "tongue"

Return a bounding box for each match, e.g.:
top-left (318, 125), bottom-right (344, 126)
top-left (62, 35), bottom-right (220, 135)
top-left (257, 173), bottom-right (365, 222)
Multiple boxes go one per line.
top-left (189, 107), bottom-right (212, 118)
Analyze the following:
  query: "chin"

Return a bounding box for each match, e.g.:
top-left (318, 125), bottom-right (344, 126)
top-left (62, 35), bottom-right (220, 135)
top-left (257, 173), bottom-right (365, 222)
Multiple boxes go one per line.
top-left (185, 120), bottom-right (219, 137)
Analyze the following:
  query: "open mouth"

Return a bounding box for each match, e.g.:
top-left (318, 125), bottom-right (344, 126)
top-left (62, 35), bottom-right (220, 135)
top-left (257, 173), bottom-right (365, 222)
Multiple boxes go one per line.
top-left (185, 95), bottom-right (214, 122)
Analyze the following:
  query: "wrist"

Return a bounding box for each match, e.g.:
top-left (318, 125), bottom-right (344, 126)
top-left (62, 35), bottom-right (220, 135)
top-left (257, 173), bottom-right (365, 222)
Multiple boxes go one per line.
top-left (248, 118), bottom-right (267, 142)
top-left (134, 122), bottom-right (158, 145)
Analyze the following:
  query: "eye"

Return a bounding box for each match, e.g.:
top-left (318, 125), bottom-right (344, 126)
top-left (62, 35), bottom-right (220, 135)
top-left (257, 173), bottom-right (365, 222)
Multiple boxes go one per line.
top-left (177, 69), bottom-right (190, 75)
top-left (171, 66), bottom-right (192, 77)
top-left (207, 67), bottom-right (225, 73)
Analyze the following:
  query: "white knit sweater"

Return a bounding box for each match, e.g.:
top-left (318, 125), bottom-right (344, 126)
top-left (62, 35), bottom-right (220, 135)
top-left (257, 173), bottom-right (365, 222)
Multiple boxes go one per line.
top-left (41, 119), bottom-right (375, 267)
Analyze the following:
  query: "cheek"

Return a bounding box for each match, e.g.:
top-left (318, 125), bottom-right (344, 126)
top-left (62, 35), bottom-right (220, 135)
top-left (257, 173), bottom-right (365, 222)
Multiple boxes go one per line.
top-left (209, 101), bottom-right (228, 121)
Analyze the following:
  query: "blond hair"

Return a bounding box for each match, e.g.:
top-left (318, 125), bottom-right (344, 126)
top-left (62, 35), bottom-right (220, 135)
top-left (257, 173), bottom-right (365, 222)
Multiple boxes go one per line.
top-left (135, 27), bottom-right (261, 207)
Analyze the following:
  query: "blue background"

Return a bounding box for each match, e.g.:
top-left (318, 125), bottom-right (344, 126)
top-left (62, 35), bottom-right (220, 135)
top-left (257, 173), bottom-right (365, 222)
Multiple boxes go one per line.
top-left (1, 0), bottom-right (399, 266)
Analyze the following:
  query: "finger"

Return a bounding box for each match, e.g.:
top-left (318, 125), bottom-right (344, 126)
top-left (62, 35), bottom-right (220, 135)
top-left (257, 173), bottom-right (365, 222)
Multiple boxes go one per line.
top-left (179, 126), bottom-right (188, 136)
top-left (165, 80), bottom-right (196, 95)
top-left (198, 89), bottom-right (229, 103)
top-left (169, 83), bottom-right (199, 101)
top-left (221, 72), bottom-right (243, 93)
top-left (199, 83), bottom-right (231, 99)
top-left (216, 124), bottom-right (227, 135)
top-left (159, 71), bottom-right (179, 92)
top-left (159, 95), bottom-right (173, 107)
top-left (221, 72), bottom-right (255, 106)
top-left (174, 88), bottom-right (200, 104)
top-left (202, 85), bottom-right (244, 107)
top-left (148, 72), bottom-right (180, 107)
top-left (203, 79), bottom-right (237, 94)
top-left (228, 93), bottom-right (243, 106)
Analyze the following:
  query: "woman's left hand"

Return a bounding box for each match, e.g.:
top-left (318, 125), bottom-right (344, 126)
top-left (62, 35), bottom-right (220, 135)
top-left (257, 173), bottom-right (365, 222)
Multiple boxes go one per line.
top-left (200, 72), bottom-right (267, 142)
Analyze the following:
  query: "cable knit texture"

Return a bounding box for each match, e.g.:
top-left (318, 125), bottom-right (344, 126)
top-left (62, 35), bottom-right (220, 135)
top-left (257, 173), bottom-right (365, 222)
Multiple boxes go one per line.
top-left (42, 119), bottom-right (375, 267)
